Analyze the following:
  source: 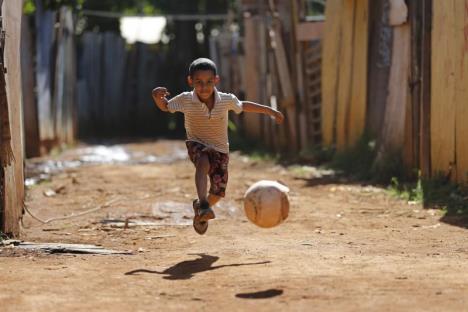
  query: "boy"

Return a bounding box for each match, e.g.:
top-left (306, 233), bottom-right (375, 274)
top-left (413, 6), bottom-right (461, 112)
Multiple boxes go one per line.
top-left (152, 58), bottom-right (284, 235)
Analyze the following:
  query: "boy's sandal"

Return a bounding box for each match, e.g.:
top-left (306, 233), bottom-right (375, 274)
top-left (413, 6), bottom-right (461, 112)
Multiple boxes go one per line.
top-left (192, 200), bottom-right (208, 235)
top-left (198, 200), bottom-right (216, 221)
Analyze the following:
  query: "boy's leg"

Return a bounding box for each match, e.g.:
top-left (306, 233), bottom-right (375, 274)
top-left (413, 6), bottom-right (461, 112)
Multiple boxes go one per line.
top-left (195, 154), bottom-right (210, 205)
top-left (207, 151), bottom-right (229, 208)
top-left (207, 194), bottom-right (222, 207)
top-left (195, 154), bottom-right (215, 221)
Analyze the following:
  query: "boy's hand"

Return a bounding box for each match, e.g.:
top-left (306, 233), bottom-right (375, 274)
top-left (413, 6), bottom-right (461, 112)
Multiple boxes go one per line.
top-left (152, 87), bottom-right (170, 111)
top-left (272, 110), bottom-right (284, 124)
top-left (152, 87), bottom-right (170, 100)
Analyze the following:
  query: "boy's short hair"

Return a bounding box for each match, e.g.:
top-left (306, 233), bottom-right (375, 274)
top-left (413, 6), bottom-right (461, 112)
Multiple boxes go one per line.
top-left (189, 58), bottom-right (217, 77)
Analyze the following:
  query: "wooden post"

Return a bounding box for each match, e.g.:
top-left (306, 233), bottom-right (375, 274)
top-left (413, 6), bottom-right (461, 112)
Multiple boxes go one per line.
top-left (404, 0), bottom-right (423, 175)
top-left (375, 0), bottom-right (411, 167)
top-left (35, 1), bottom-right (56, 153)
top-left (1, 0), bottom-right (24, 237)
top-left (270, 0), bottom-right (297, 152)
top-left (419, 0), bottom-right (431, 179)
top-left (321, 0), bottom-right (343, 146)
top-left (367, 0), bottom-right (393, 140)
top-left (242, 13), bottom-right (262, 139)
top-left (431, 0), bottom-right (456, 181)
top-left (454, 0), bottom-right (468, 184)
top-left (54, 7), bottom-right (76, 145)
top-left (21, 12), bottom-right (40, 158)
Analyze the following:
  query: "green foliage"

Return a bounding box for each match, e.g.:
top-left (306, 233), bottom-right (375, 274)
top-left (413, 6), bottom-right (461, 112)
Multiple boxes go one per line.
top-left (388, 176), bottom-right (423, 203)
top-left (328, 134), bottom-right (378, 181)
top-left (421, 173), bottom-right (468, 216)
top-left (229, 128), bottom-right (279, 162)
top-left (386, 172), bottom-right (468, 217)
top-left (24, 0), bottom-right (85, 14)
top-left (298, 144), bottom-right (334, 164)
top-left (326, 134), bottom-right (406, 184)
top-left (0, 231), bottom-right (8, 242)
top-left (23, 0), bottom-right (36, 15)
top-left (305, 0), bottom-right (326, 16)
top-left (227, 120), bottom-right (237, 132)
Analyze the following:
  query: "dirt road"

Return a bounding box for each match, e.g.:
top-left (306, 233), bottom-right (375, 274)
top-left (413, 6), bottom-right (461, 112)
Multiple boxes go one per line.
top-left (1, 140), bottom-right (467, 311)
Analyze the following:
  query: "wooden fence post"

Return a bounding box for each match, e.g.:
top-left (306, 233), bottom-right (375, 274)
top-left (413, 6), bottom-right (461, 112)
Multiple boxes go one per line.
top-left (1, 0), bottom-right (24, 237)
top-left (375, 0), bottom-right (410, 165)
top-left (35, 1), bottom-right (56, 152)
top-left (21, 13), bottom-right (40, 158)
top-left (431, 1), bottom-right (456, 181)
top-left (419, 0), bottom-right (431, 179)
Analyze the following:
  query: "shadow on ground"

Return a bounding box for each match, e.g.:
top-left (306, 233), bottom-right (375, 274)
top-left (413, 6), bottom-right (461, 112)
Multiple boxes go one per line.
top-left (235, 289), bottom-right (283, 299)
top-left (125, 253), bottom-right (270, 280)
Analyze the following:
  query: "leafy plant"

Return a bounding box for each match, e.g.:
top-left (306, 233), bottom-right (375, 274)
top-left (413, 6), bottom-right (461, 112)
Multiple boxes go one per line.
top-left (388, 175), bottom-right (423, 203)
top-left (328, 134), bottom-right (377, 181)
top-left (421, 173), bottom-right (468, 216)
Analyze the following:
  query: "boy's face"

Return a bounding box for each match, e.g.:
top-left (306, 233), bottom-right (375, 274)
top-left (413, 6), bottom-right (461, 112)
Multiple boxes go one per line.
top-left (187, 70), bottom-right (219, 102)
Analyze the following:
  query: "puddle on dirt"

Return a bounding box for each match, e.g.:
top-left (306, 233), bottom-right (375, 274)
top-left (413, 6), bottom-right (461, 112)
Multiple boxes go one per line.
top-left (25, 144), bottom-right (187, 186)
top-left (151, 201), bottom-right (194, 225)
top-left (99, 200), bottom-right (242, 228)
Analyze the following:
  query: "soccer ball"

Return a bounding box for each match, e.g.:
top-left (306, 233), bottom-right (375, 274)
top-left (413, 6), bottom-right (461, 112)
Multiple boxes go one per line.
top-left (243, 180), bottom-right (290, 228)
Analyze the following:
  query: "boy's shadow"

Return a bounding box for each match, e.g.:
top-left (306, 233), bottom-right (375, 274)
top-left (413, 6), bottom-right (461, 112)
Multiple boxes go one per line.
top-left (125, 253), bottom-right (270, 280)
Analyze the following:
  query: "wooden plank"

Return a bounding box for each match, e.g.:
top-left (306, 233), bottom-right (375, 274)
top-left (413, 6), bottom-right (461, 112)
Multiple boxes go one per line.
top-left (335, 0), bottom-right (355, 150)
top-left (377, 21), bottom-right (411, 161)
top-left (271, 20), bottom-right (295, 108)
top-left (405, 0), bottom-right (422, 174)
top-left (296, 21), bottom-right (324, 41)
top-left (389, 0), bottom-right (408, 26)
top-left (366, 0), bottom-right (392, 139)
top-left (102, 33), bottom-right (126, 134)
top-left (35, 3), bottom-right (56, 144)
top-left (21, 14), bottom-right (40, 158)
top-left (321, 0), bottom-right (343, 146)
top-left (347, 0), bottom-right (369, 147)
top-left (79, 32), bottom-right (102, 137)
top-left (15, 242), bottom-right (132, 255)
top-left (2, 0), bottom-right (24, 237)
top-left (54, 8), bottom-right (67, 144)
top-left (431, 0), bottom-right (456, 179)
top-left (62, 8), bottom-right (76, 145)
top-left (454, 0), bottom-right (468, 184)
top-left (299, 112), bottom-right (307, 151)
top-left (419, 0), bottom-right (432, 179)
top-left (243, 15), bottom-right (262, 139)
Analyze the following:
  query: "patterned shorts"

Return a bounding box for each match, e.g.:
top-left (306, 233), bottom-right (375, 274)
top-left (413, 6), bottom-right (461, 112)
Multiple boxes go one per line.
top-left (186, 141), bottom-right (229, 197)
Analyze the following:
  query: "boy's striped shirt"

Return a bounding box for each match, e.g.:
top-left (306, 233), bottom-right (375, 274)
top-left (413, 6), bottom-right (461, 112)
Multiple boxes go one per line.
top-left (167, 88), bottom-right (243, 154)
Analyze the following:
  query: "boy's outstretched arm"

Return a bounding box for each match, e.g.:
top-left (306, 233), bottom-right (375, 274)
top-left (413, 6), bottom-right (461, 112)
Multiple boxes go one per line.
top-left (152, 87), bottom-right (170, 112)
top-left (242, 101), bottom-right (285, 124)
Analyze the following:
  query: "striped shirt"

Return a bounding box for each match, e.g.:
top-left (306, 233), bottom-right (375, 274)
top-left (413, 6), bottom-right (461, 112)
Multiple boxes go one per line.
top-left (167, 88), bottom-right (243, 154)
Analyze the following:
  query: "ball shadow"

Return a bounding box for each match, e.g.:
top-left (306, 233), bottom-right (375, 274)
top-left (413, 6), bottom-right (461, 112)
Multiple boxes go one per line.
top-left (235, 288), bottom-right (284, 299)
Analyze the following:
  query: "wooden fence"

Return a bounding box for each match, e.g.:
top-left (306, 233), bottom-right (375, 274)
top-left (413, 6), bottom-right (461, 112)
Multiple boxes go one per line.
top-left (223, 0), bottom-right (324, 155)
top-left (321, 0), bottom-right (368, 150)
top-left (77, 32), bottom-right (173, 138)
top-left (1, 0), bottom-right (24, 237)
top-left (431, 0), bottom-right (468, 183)
top-left (321, 0), bottom-right (468, 184)
top-left (25, 4), bottom-right (77, 156)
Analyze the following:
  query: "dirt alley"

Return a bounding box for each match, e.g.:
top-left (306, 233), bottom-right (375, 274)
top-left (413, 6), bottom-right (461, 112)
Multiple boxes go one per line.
top-left (1, 140), bottom-right (467, 311)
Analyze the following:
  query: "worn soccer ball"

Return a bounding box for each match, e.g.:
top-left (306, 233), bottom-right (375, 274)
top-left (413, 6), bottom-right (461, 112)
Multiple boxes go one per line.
top-left (243, 180), bottom-right (290, 228)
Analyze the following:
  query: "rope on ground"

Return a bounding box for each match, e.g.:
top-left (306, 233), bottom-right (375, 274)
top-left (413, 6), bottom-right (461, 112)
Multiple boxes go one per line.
top-left (23, 198), bottom-right (119, 224)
